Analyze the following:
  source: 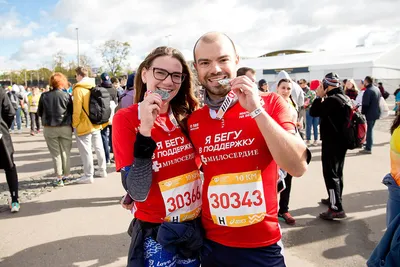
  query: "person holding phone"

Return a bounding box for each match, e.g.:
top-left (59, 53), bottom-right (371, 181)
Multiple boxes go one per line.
top-left (112, 46), bottom-right (201, 267)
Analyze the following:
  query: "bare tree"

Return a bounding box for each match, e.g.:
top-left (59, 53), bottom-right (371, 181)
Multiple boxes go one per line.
top-left (98, 40), bottom-right (130, 76)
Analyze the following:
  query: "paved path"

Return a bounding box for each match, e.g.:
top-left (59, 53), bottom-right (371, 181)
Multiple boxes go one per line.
top-left (0, 113), bottom-right (394, 267)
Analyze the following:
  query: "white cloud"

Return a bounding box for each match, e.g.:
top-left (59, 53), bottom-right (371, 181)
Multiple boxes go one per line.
top-left (3, 0), bottom-right (400, 71)
top-left (0, 8), bottom-right (39, 39)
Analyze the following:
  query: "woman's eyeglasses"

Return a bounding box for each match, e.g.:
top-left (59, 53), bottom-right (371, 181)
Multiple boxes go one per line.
top-left (150, 67), bottom-right (186, 84)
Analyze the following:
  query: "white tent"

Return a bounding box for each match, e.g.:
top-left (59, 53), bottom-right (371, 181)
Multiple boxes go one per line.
top-left (239, 44), bottom-right (400, 92)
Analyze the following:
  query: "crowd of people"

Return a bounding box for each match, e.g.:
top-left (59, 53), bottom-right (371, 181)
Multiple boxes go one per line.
top-left (0, 31), bottom-right (399, 267)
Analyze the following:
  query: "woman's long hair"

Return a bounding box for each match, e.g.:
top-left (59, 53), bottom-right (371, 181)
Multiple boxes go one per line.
top-left (134, 46), bottom-right (199, 134)
top-left (345, 79), bottom-right (359, 92)
top-left (391, 113), bottom-right (400, 134)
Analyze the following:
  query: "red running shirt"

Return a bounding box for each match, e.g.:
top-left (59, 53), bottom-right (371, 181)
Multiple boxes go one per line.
top-left (113, 104), bottom-right (201, 223)
top-left (187, 93), bottom-right (295, 248)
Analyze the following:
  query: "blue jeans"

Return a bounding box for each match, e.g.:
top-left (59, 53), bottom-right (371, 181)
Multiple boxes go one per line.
top-left (201, 239), bottom-right (286, 267)
top-left (383, 174), bottom-right (400, 226)
top-left (11, 107), bottom-right (21, 131)
top-left (366, 120), bottom-right (376, 151)
top-left (306, 109), bottom-right (319, 141)
top-left (101, 126), bottom-right (110, 163)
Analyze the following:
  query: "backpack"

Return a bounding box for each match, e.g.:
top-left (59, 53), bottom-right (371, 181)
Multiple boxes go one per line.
top-left (83, 87), bottom-right (111, 125)
top-left (379, 96), bottom-right (389, 119)
top-left (329, 94), bottom-right (367, 150)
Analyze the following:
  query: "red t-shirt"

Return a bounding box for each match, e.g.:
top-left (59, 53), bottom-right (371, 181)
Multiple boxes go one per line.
top-left (113, 104), bottom-right (201, 223)
top-left (187, 93), bottom-right (295, 248)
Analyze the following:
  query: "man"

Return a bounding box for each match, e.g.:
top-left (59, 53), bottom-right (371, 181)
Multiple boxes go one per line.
top-left (298, 79), bottom-right (310, 139)
top-left (309, 73), bottom-right (348, 220)
top-left (7, 85), bottom-right (23, 134)
top-left (236, 67), bottom-right (256, 81)
top-left (360, 76), bottom-right (381, 154)
top-left (111, 76), bottom-right (124, 99)
top-left (189, 32), bottom-right (309, 267)
top-left (99, 73), bottom-right (118, 165)
top-left (72, 67), bottom-right (108, 183)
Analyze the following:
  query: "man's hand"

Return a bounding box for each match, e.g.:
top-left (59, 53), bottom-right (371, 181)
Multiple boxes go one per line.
top-left (230, 76), bottom-right (261, 113)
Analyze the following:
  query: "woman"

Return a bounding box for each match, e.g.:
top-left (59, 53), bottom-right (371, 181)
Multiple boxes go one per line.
top-left (118, 73), bottom-right (136, 109)
top-left (276, 78), bottom-right (298, 225)
top-left (258, 79), bottom-right (269, 96)
top-left (305, 80), bottom-right (320, 146)
top-left (28, 87), bottom-right (41, 135)
top-left (344, 79), bottom-right (359, 100)
top-left (38, 73), bottom-right (73, 187)
top-left (0, 86), bottom-right (20, 212)
top-left (112, 47), bottom-right (202, 267)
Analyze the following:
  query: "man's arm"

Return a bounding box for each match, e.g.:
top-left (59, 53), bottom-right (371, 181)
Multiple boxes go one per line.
top-left (254, 108), bottom-right (309, 177)
top-left (231, 76), bottom-right (309, 177)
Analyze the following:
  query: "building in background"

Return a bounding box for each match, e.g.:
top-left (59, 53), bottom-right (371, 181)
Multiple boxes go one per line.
top-left (240, 44), bottom-right (400, 92)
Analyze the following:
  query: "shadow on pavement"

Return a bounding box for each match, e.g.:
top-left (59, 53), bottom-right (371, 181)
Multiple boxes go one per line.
top-left (13, 152), bottom-right (80, 162)
top-left (0, 196), bottom-right (121, 219)
top-left (281, 190), bottom-right (388, 261)
top-left (0, 232), bottom-right (130, 267)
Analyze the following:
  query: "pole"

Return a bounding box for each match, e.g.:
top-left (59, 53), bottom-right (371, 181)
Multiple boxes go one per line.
top-left (76, 28), bottom-right (80, 66)
top-left (24, 70), bottom-right (27, 87)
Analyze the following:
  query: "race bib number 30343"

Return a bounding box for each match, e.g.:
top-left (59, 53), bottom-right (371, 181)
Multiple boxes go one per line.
top-left (208, 170), bottom-right (266, 227)
top-left (159, 170), bottom-right (202, 223)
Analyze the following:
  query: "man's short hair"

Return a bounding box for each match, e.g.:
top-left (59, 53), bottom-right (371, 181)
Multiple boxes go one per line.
top-left (364, 76), bottom-right (373, 84)
top-left (111, 77), bottom-right (119, 84)
top-left (193, 32), bottom-right (237, 63)
top-left (237, 67), bottom-right (255, 76)
top-left (75, 66), bottom-right (88, 77)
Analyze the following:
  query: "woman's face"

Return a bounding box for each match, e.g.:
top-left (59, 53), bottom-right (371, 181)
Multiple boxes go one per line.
top-left (346, 80), bottom-right (354, 89)
top-left (141, 55), bottom-right (184, 103)
top-left (277, 81), bottom-right (292, 100)
top-left (262, 83), bottom-right (268, 91)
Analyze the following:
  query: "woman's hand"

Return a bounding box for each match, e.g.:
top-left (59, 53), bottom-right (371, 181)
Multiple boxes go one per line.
top-left (139, 93), bottom-right (162, 136)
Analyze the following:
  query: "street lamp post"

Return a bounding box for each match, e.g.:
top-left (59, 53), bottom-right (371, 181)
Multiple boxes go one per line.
top-left (76, 28), bottom-right (80, 66)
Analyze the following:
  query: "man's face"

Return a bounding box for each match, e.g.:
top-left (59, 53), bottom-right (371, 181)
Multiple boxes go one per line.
top-left (299, 80), bottom-right (307, 89)
top-left (194, 37), bottom-right (239, 98)
top-left (113, 82), bottom-right (120, 89)
top-left (75, 74), bottom-right (82, 82)
top-left (245, 70), bottom-right (256, 82)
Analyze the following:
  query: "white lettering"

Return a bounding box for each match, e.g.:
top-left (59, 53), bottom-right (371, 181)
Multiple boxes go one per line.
top-left (156, 141), bottom-right (163, 150)
top-left (205, 136), bottom-right (211, 145)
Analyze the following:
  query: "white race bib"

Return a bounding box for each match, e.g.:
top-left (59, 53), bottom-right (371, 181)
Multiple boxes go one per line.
top-left (159, 170), bottom-right (202, 222)
top-left (208, 170), bottom-right (266, 227)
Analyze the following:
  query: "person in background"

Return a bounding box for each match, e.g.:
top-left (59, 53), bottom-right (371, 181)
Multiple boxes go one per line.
top-left (360, 76), bottom-right (381, 154)
top-left (38, 73), bottom-right (73, 187)
top-left (111, 77), bottom-right (124, 99)
top-left (342, 79), bottom-right (348, 88)
top-left (355, 79), bottom-right (366, 111)
top-left (118, 73), bottom-right (136, 109)
top-left (258, 79), bottom-right (269, 96)
top-left (8, 84), bottom-right (23, 134)
top-left (275, 78), bottom-right (299, 225)
top-left (305, 80), bottom-right (320, 146)
top-left (73, 66), bottom-right (108, 183)
top-left (0, 86), bottom-right (20, 212)
top-left (119, 75), bottom-right (128, 90)
top-left (99, 72), bottom-right (118, 165)
top-left (394, 85), bottom-right (400, 115)
top-left (19, 85), bottom-right (29, 129)
top-left (237, 67), bottom-right (256, 81)
top-left (28, 87), bottom-right (41, 136)
top-left (378, 82), bottom-right (385, 96)
top-left (344, 79), bottom-right (359, 100)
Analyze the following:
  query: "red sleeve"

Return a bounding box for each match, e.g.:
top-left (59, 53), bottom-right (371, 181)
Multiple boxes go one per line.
top-left (263, 93), bottom-right (296, 132)
top-left (112, 106), bottom-right (139, 171)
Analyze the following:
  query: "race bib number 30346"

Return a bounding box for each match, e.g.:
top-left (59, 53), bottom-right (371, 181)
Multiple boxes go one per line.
top-left (159, 170), bottom-right (202, 223)
top-left (208, 170), bottom-right (266, 227)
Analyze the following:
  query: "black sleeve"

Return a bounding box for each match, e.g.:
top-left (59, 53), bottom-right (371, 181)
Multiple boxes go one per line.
top-left (37, 94), bottom-right (44, 117)
top-left (124, 133), bottom-right (157, 201)
top-left (2, 93), bottom-right (16, 128)
top-left (309, 97), bottom-right (323, 117)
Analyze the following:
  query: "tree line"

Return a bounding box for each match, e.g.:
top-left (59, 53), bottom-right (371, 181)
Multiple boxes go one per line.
top-left (0, 40), bottom-right (131, 87)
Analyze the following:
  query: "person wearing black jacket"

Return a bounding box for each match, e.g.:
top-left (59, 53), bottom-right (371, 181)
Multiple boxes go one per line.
top-left (310, 73), bottom-right (348, 220)
top-left (99, 73), bottom-right (118, 164)
top-left (38, 73), bottom-right (73, 187)
top-left (0, 87), bottom-right (20, 212)
top-left (360, 76), bottom-right (381, 154)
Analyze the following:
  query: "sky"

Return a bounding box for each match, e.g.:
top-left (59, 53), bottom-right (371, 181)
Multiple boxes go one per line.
top-left (1, 0), bottom-right (400, 72)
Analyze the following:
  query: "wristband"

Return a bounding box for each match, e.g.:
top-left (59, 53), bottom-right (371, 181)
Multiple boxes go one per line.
top-left (250, 107), bottom-right (263, 119)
